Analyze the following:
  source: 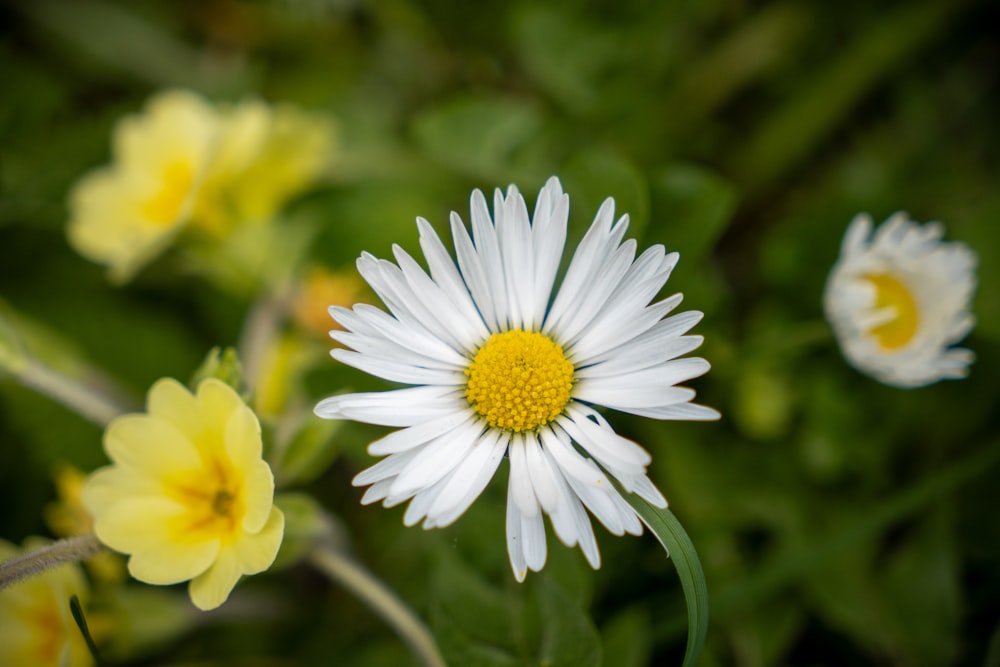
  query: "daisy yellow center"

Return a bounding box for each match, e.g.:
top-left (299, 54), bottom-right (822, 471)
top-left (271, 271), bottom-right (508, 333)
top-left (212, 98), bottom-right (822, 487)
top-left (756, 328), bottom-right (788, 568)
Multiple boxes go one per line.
top-left (864, 273), bottom-right (919, 350)
top-left (143, 161), bottom-right (194, 225)
top-left (165, 459), bottom-right (245, 542)
top-left (465, 330), bottom-right (574, 432)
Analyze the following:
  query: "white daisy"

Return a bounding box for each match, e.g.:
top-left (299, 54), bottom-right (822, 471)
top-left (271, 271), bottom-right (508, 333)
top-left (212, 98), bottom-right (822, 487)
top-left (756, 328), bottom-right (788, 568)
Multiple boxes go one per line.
top-left (315, 176), bottom-right (718, 580)
top-left (824, 212), bottom-right (977, 388)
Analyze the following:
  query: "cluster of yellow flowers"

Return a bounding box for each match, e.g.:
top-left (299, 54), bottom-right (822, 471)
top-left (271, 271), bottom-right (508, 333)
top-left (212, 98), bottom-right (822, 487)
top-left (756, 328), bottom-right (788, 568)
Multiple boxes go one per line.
top-left (67, 90), bottom-right (335, 282)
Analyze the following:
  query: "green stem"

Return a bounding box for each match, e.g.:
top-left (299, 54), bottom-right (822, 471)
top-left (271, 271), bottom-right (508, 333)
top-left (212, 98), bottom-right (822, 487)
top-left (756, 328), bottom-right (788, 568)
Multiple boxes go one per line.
top-left (0, 534), bottom-right (106, 590)
top-left (15, 360), bottom-right (126, 426)
top-left (307, 545), bottom-right (446, 667)
top-left (238, 289), bottom-right (290, 395)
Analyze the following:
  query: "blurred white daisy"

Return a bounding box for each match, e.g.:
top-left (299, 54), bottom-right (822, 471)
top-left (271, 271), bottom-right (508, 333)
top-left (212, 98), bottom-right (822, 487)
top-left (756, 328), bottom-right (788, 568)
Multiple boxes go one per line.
top-left (315, 177), bottom-right (718, 580)
top-left (824, 212), bottom-right (977, 388)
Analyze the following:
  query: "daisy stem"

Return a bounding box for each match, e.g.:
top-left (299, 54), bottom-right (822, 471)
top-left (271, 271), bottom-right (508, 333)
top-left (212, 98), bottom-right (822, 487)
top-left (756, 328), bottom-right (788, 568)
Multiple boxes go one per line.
top-left (307, 545), bottom-right (446, 667)
top-left (15, 359), bottom-right (128, 426)
top-left (0, 534), bottom-right (105, 591)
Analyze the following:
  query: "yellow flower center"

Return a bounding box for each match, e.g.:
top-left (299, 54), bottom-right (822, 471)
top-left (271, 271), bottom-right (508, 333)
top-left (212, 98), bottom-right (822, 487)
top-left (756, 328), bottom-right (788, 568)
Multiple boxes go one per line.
top-left (465, 330), bottom-right (574, 432)
top-left (165, 459), bottom-right (245, 542)
top-left (864, 273), bottom-right (919, 350)
top-left (143, 161), bottom-right (194, 225)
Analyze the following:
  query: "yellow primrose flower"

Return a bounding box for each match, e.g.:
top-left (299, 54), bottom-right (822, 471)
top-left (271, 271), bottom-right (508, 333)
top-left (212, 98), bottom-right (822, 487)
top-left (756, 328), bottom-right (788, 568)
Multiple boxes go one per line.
top-left (0, 539), bottom-right (93, 667)
top-left (82, 378), bottom-right (285, 611)
top-left (192, 100), bottom-right (335, 237)
top-left (67, 90), bottom-right (219, 282)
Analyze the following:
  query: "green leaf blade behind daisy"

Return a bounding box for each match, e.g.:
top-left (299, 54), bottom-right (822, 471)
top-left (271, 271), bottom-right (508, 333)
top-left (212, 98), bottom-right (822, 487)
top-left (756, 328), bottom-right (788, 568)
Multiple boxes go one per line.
top-left (624, 495), bottom-right (709, 667)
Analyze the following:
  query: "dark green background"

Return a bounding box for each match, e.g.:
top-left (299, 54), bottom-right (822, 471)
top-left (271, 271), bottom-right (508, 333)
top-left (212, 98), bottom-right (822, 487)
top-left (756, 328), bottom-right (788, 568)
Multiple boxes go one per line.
top-left (2, 1), bottom-right (998, 665)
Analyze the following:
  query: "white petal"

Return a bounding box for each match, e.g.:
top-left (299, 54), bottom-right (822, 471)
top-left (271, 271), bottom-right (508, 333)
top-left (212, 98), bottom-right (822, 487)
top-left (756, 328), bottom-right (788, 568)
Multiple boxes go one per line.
top-left (331, 330), bottom-right (463, 373)
top-left (416, 217), bottom-right (490, 343)
top-left (368, 411), bottom-right (473, 456)
top-left (574, 384), bottom-right (696, 411)
top-left (559, 405), bottom-right (652, 473)
top-left (539, 425), bottom-right (611, 489)
top-left (543, 198), bottom-right (622, 335)
top-left (569, 294), bottom-right (685, 365)
top-left (498, 185), bottom-right (533, 329)
top-left (393, 244), bottom-right (487, 350)
top-left (451, 212), bottom-right (499, 332)
top-left (389, 419), bottom-right (481, 496)
top-left (627, 402), bottom-right (722, 420)
top-left (332, 304), bottom-right (468, 368)
top-left (352, 447), bottom-right (423, 487)
top-left (425, 430), bottom-right (508, 528)
top-left (575, 335), bottom-right (704, 379)
top-left (565, 246), bottom-right (677, 356)
top-left (553, 238), bottom-right (637, 346)
top-left (506, 488), bottom-right (527, 582)
top-left (529, 177), bottom-right (568, 327)
top-left (315, 387), bottom-right (463, 427)
top-left (470, 188), bottom-right (509, 330)
top-left (521, 510), bottom-right (547, 572)
top-left (524, 433), bottom-right (560, 514)
top-left (508, 434), bottom-right (540, 518)
top-left (576, 357), bottom-right (711, 394)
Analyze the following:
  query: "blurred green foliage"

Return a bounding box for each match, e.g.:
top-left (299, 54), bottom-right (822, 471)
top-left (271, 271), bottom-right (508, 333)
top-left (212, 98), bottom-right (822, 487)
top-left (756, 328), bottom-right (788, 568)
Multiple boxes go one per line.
top-left (2, 0), bottom-right (999, 665)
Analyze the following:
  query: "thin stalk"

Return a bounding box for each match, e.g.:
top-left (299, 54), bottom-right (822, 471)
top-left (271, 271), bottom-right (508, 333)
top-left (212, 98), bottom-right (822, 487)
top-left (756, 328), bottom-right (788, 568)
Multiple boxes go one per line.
top-left (15, 360), bottom-right (126, 426)
top-left (308, 545), bottom-right (446, 667)
top-left (0, 534), bottom-right (106, 590)
top-left (238, 289), bottom-right (290, 394)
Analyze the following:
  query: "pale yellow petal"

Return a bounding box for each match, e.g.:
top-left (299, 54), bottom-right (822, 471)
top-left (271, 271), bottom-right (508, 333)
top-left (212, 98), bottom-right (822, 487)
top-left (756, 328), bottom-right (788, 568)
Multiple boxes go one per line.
top-left (147, 378), bottom-right (204, 445)
top-left (115, 89), bottom-right (217, 176)
top-left (193, 379), bottom-right (244, 453)
top-left (208, 99), bottom-right (271, 178)
top-left (240, 461), bottom-right (275, 533)
top-left (66, 167), bottom-right (178, 281)
top-left (224, 403), bottom-right (262, 474)
top-left (82, 465), bottom-right (160, 516)
top-left (104, 414), bottom-right (200, 478)
top-left (187, 547), bottom-right (242, 611)
top-left (233, 106), bottom-right (334, 221)
top-left (92, 496), bottom-right (185, 555)
top-left (128, 537), bottom-right (220, 586)
top-left (235, 506), bottom-right (284, 574)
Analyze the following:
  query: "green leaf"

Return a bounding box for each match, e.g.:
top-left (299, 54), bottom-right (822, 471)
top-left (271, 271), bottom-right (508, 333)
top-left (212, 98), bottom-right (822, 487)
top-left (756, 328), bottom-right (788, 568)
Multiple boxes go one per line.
top-left (272, 492), bottom-right (331, 570)
top-left (563, 148), bottom-right (649, 240)
top-left (412, 94), bottom-right (545, 182)
top-left (69, 595), bottom-right (103, 666)
top-left (274, 416), bottom-right (343, 486)
top-left (647, 164), bottom-right (737, 263)
top-left (100, 587), bottom-right (195, 661)
top-left (534, 577), bottom-right (601, 667)
top-left (730, 0), bottom-right (967, 193)
top-left (430, 553), bottom-right (521, 667)
top-left (600, 608), bottom-right (652, 667)
top-left (624, 496), bottom-right (709, 667)
top-left (429, 551), bottom-right (600, 667)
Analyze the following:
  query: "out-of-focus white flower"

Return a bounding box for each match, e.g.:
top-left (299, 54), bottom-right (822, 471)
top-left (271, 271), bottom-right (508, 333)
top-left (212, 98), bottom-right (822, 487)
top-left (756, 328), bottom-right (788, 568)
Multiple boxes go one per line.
top-left (824, 212), bottom-right (976, 388)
